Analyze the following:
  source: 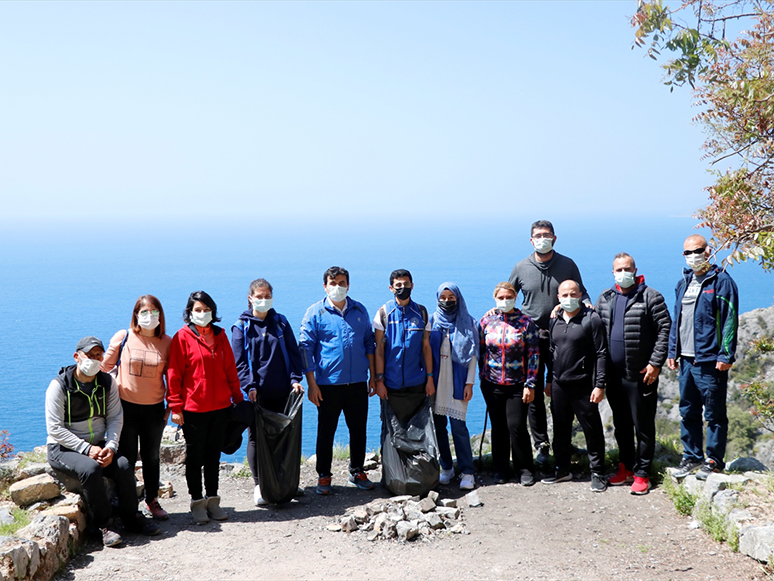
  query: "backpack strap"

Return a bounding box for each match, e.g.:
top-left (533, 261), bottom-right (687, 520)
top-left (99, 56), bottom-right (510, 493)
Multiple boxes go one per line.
top-left (115, 330), bottom-right (129, 369)
top-left (418, 304), bottom-right (429, 328)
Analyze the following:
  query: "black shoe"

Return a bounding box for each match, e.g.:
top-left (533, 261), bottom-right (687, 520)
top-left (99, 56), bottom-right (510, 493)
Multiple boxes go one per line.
top-left (672, 457), bottom-right (703, 479)
top-left (535, 444), bottom-right (551, 468)
top-left (590, 473), bottom-right (608, 493)
top-left (126, 512), bottom-right (162, 536)
top-left (541, 470), bottom-right (571, 484)
top-left (492, 472), bottom-right (509, 484)
top-left (696, 458), bottom-right (723, 481)
top-left (520, 472), bottom-right (535, 487)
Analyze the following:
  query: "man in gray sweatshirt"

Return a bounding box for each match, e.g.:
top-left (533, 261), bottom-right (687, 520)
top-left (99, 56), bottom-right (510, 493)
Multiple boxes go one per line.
top-left (45, 336), bottom-right (160, 547)
top-left (509, 220), bottom-right (591, 468)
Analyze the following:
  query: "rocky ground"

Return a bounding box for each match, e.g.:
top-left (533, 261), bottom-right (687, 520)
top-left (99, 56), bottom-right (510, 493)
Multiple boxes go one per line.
top-left (55, 460), bottom-right (767, 581)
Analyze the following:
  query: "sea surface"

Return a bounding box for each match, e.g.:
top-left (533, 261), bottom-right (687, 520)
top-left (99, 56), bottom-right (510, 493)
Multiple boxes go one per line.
top-left (1, 216), bottom-right (772, 462)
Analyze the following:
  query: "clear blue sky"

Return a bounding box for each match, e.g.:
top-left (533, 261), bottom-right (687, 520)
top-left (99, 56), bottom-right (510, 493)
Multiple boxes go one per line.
top-left (0, 1), bottom-right (708, 222)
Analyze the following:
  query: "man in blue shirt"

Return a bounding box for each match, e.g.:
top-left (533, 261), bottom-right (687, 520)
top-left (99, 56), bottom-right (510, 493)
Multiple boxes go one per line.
top-left (373, 269), bottom-right (434, 425)
top-left (299, 266), bottom-right (377, 495)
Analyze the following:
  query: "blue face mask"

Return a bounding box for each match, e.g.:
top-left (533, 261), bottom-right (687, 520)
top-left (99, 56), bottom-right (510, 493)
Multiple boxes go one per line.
top-left (251, 298), bottom-right (273, 313)
top-left (559, 297), bottom-right (580, 313)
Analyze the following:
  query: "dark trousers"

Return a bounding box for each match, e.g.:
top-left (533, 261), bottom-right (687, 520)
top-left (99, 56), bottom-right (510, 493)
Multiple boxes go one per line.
top-left (550, 382), bottom-right (605, 474)
top-left (679, 358), bottom-right (728, 465)
top-left (606, 368), bottom-right (658, 478)
top-left (529, 335), bottom-right (551, 449)
top-left (181, 406), bottom-right (231, 500)
top-left (247, 392), bottom-right (287, 485)
top-left (118, 400), bottom-right (166, 501)
top-left (315, 382), bottom-right (368, 477)
top-left (48, 442), bottom-right (137, 528)
top-left (480, 379), bottom-right (535, 477)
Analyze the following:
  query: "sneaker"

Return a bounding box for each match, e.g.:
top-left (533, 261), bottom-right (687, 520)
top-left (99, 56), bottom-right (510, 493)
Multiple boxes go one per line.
top-left (535, 444), bottom-right (551, 468)
top-left (696, 458), bottom-right (723, 481)
top-left (439, 467), bottom-right (455, 485)
top-left (101, 525), bottom-right (123, 547)
top-left (541, 470), bottom-right (572, 484)
top-left (672, 457), bottom-right (703, 479)
top-left (145, 498), bottom-right (169, 520)
top-left (459, 474), bottom-right (475, 490)
top-left (254, 485), bottom-right (268, 506)
top-left (608, 463), bottom-right (635, 486)
top-left (631, 476), bottom-right (651, 495)
top-left (492, 472), bottom-right (508, 485)
top-left (520, 471), bottom-right (535, 487)
top-left (130, 512), bottom-right (162, 536)
top-left (206, 495), bottom-right (228, 521)
top-left (316, 475), bottom-right (332, 495)
top-left (348, 470), bottom-right (376, 490)
top-left (590, 473), bottom-right (608, 493)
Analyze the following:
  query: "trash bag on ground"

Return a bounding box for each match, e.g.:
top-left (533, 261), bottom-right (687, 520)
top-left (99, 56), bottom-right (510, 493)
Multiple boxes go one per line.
top-left (253, 390), bottom-right (304, 504)
top-left (381, 398), bottom-right (440, 496)
top-left (222, 400), bottom-right (255, 455)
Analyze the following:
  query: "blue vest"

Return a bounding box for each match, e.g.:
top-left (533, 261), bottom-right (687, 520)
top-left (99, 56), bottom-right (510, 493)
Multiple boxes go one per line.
top-left (380, 299), bottom-right (428, 389)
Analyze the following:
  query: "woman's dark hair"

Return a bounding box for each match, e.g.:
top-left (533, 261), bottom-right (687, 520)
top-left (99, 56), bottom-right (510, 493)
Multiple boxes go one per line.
top-left (131, 294), bottom-right (166, 337)
top-left (248, 278), bottom-right (273, 308)
top-left (183, 291), bottom-right (221, 324)
top-left (323, 266), bottom-right (349, 285)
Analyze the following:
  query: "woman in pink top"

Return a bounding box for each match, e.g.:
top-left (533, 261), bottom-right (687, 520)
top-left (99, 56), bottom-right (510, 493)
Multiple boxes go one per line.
top-left (102, 295), bottom-right (172, 520)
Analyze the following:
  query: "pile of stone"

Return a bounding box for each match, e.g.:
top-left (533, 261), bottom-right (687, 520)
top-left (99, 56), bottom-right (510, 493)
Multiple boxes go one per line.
top-left (326, 489), bottom-right (483, 542)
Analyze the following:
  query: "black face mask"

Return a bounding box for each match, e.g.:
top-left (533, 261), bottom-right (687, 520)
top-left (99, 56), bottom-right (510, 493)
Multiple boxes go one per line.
top-left (438, 300), bottom-right (457, 314)
top-left (393, 287), bottom-right (412, 301)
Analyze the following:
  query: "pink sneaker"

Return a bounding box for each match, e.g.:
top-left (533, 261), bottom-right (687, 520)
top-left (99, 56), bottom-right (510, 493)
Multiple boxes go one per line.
top-left (630, 476), bottom-right (651, 495)
top-left (146, 498), bottom-right (169, 520)
top-left (608, 463), bottom-right (634, 486)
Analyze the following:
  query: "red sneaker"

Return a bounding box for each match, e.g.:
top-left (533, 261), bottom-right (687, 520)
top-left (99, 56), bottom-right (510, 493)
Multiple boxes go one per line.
top-left (608, 463), bottom-right (634, 486)
top-left (630, 476), bottom-right (651, 495)
top-left (146, 498), bottom-right (169, 520)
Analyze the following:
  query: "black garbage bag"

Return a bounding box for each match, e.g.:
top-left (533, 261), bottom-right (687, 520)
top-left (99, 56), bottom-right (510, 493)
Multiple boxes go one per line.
top-left (253, 390), bottom-right (304, 504)
top-left (381, 398), bottom-right (440, 496)
top-left (222, 401), bottom-right (255, 455)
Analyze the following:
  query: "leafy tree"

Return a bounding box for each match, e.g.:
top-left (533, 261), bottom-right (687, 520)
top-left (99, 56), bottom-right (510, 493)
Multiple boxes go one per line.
top-left (633, 1), bottom-right (774, 270)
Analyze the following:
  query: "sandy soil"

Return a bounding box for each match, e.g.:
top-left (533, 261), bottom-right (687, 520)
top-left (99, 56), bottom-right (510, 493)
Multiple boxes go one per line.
top-left (55, 461), bottom-right (768, 581)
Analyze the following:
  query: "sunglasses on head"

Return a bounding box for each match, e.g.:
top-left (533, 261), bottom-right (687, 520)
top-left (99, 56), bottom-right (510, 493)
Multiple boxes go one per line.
top-left (683, 247), bottom-right (707, 256)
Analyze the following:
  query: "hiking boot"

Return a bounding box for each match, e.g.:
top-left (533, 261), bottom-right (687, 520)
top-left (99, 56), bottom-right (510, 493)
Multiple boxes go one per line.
top-left (254, 485), bottom-right (268, 507)
top-left (439, 467), bottom-right (455, 485)
top-left (590, 473), bottom-right (608, 493)
top-left (541, 470), bottom-right (572, 484)
top-left (459, 474), bottom-right (475, 490)
top-left (608, 463), bottom-right (635, 486)
top-left (206, 495), bottom-right (228, 521)
top-left (100, 522), bottom-right (123, 547)
top-left (535, 444), bottom-right (551, 468)
top-left (520, 471), bottom-right (535, 487)
top-left (145, 498), bottom-right (169, 520)
top-left (191, 498), bottom-right (209, 525)
top-left (672, 457), bottom-right (703, 479)
top-left (316, 475), bottom-right (332, 495)
top-left (348, 470), bottom-right (376, 490)
top-left (631, 476), bottom-right (651, 495)
top-left (696, 458), bottom-right (723, 481)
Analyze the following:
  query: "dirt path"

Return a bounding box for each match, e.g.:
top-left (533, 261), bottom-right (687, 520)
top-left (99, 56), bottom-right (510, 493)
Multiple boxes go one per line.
top-left (56, 462), bottom-right (767, 581)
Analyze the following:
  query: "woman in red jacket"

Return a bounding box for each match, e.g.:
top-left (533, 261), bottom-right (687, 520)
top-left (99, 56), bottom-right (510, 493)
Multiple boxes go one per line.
top-left (167, 291), bottom-right (243, 525)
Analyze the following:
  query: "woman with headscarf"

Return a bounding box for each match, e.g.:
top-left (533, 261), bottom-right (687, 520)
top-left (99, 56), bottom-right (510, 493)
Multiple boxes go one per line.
top-left (429, 282), bottom-right (478, 490)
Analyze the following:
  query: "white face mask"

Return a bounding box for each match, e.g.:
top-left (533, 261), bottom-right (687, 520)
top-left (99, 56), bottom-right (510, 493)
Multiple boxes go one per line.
top-left (252, 298), bottom-right (273, 313)
top-left (495, 299), bottom-right (516, 312)
top-left (614, 271), bottom-right (636, 289)
top-left (559, 296), bottom-right (580, 313)
top-left (532, 237), bottom-right (554, 254)
top-left (326, 284), bottom-right (348, 302)
top-left (685, 253), bottom-right (709, 271)
top-left (138, 312), bottom-right (160, 330)
top-left (77, 355), bottom-right (101, 377)
top-left (190, 310), bottom-right (213, 327)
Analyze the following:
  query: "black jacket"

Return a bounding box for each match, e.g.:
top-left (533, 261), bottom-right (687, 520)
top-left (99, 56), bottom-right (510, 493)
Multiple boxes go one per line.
top-left (594, 279), bottom-right (672, 383)
top-left (548, 305), bottom-right (607, 389)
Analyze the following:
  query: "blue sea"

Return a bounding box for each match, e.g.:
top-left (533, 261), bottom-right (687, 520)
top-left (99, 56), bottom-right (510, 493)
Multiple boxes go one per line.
top-left (1, 216), bottom-right (772, 461)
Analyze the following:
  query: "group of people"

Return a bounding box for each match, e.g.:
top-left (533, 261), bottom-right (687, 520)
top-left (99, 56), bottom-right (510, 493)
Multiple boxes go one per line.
top-left (44, 219), bottom-right (739, 547)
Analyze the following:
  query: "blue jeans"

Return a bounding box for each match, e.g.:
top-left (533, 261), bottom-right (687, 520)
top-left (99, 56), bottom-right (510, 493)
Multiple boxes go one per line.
top-left (433, 414), bottom-right (474, 475)
top-left (679, 359), bottom-right (728, 465)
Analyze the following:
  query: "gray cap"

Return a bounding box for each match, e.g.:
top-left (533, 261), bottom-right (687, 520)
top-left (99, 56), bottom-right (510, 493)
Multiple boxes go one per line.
top-left (75, 336), bottom-right (104, 353)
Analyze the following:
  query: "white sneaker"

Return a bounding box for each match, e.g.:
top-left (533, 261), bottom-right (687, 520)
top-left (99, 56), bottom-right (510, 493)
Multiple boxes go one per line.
top-left (459, 474), bottom-right (475, 490)
top-left (254, 485), bottom-right (268, 506)
top-left (439, 468), bottom-right (455, 485)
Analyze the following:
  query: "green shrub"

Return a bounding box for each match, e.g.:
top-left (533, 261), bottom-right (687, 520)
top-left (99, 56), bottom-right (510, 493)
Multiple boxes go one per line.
top-left (661, 476), bottom-right (697, 516)
top-left (0, 508), bottom-right (30, 536)
top-left (332, 443), bottom-right (350, 461)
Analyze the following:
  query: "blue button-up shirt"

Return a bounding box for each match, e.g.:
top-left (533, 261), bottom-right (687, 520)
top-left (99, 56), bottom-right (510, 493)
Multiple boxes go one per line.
top-left (299, 297), bottom-right (376, 385)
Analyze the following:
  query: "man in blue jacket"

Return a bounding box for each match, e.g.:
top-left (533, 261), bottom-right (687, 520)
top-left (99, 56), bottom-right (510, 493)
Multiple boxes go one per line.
top-left (300, 266), bottom-right (377, 495)
top-left (667, 235), bottom-right (739, 480)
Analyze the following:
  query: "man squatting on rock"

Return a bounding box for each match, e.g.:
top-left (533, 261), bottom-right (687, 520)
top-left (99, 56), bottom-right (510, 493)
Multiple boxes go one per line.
top-left (45, 336), bottom-right (161, 547)
top-left (542, 280), bottom-right (609, 492)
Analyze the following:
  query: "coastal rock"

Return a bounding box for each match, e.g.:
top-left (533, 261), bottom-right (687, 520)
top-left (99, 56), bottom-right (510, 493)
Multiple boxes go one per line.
top-left (424, 512), bottom-right (444, 530)
top-left (728, 457), bottom-right (769, 473)
top-left (712, 490), bottom-right (739, 515)
top-left (0, 459), bottom-right (21, 482)
top-left (0, 536), bottom-right (40, 581)
top-left (396, 520), bottom-right (418, 541)
top-left (418, 497), bottom-right (436, 513)
top-left (728, 508), bottom-right (754, 528)
top-left (703, 474), bottom-right (749, 502)
top-left (427, 490), bottom-right (439, 504)
top-left (42, 504), bottom-right (86, 533)
top-left (682, 475), bottom-right (703, 496)
top-left (340, 515), bottom-right (358, 533)
top-left (10, 474), bottom-right (61, 507)
top-left (19, 463), bottom-right (49, 479)
top-left (739, 524), bottom-right (774, 563)
top-left (438, 498), bottom-right (457, 508)
top-left (159, 481), bottom-right (174, 499)
top-left (17, 515), bottom-right (69, 581)
top-left (435, 506), bottom-right (461, 519)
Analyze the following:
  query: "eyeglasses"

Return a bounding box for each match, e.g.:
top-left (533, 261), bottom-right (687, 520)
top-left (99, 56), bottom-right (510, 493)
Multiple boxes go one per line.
top-left (683, 247), bottom-right (706, 256)
top-left (139, 310), bottom-right (160, 316)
